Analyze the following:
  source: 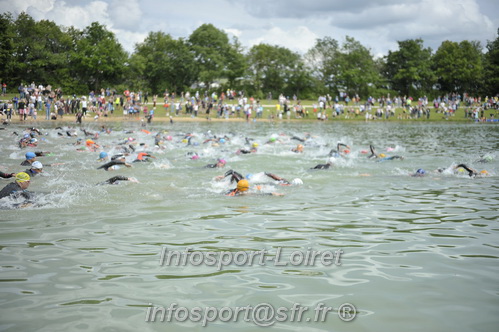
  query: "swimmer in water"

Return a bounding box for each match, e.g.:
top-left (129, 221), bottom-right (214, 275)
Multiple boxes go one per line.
top-left (204, 158), bottom-right (226, 168)
top-left (0, 172), bottom-right (32, 201)
top-left (376, 155), bottom-right (404, 162)
top-left (98, 156), bottom-right (132, 171)
top-left (20, 152), bottom-right (37, 166)
top-left (236, 142), bottom-right (258, 155)
top-left (97, 176), bottom-right (139, 185)
top-left (411, 168), bottom-right (427, 177)
top-left (263, 172), bottom-right (303, 186)
top-left (24, 161), bottom-right (43, 178)
top-left (311, 157), bottom-right (334, 170)
top-left (133, 152), bottom-right (155, 162)
top-left (225, 179), bottom-right (284, 196)
top-left (98, 152), bottom-right (109, 162)
top-left (291, 144), bottom-right (304, 153)
top-left (367, 145), bottom-right (403, 161)
top-left (455, 164), bottom-right (490, 178)
top-left (215, 169), bottom-right (244, 182)
top-left (475, 154), bottom-right (494, 163)
top-left (328, 143), bottom-right (350, 157)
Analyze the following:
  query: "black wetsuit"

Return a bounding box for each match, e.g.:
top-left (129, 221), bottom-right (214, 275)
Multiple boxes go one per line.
top-left (376, 156), bottom-right (404, 162)
top-left (98, 160), bottom-right (127, 171)
top-left (204, 163), bottom-right (218, 168)
top-left (224, 170), bottom-right (244, 183)
top-left (24, 168), bottom-right (39, 177)
top-left (0, 182), bottom-right (31, 200)
top-left (311, 163), bottom-right (332, 170)
top-left (456, 164), bottom-right (477, 177)
top-left (97, 176), bottom-right (130, 185)
top-left (367, 145), bottom-right (377, 159)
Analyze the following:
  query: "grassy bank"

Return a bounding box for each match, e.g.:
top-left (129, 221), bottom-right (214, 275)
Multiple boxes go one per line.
top-left (1, 93), bottom-right (497, 124)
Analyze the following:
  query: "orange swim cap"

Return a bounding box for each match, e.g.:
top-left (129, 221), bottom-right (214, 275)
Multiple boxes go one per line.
top-left (237, 179), bottom-right (249, 191)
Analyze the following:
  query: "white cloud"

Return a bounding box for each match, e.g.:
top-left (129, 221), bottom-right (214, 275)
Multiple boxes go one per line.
top-left (108, 0), bottom-right (142, 30)
top-left (248, 26), bottom-right (318, 53)
top-left (0, 0), bottom-right (496, 56)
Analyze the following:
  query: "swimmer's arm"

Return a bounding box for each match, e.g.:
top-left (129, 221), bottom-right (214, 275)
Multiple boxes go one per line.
top-left (337, 143), bottom-right (350, 150)
top-left (0, 171), bottom-right (15, 179)
top-left (231, 171), bottom-right (243, 183)
top-left (99, 175), bottom-right (130, 185)
top-left (456, 164), bottom-right (477, 177)
top-left (265, 172), bottom-right (289, 184)
top-left (368, 145), bottom-right (377, 158)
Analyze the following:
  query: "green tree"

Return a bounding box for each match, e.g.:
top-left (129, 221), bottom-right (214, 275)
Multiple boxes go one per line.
top-left (433, 40), bottom-right (484, 94)
top-left (224, 36), bottom-right (247, 90)
top-left (483, 29), bottom-right (499, 96)
top-left (71, 22), bottom-right (128, 91)
top-left (188, 24), bottom-right (231, 87)
top-left (246, 44), bottom-right (302, 98)
top-left (335, 36), bottom-right (381, 98)
top-left (385, 39), bottom-right (435, 96)
top-left (130, 31), bottom-right (196, 94)
top-left (0, 12), bottom-right (16, 87)
top-left (304, 36), bottom-right (340, 93)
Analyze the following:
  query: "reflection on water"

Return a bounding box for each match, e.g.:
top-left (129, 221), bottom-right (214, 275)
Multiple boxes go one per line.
top-left (0, 122), bottom-right (498, 331)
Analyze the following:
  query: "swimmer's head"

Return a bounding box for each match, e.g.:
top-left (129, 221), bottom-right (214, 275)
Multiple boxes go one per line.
top-left (191, 154), bottom-right (199, 160)
top-left (269, 137), bottom-right (276, 142)
top-left (416, 168), bottom-right (426, 175)
top-left (16, 172), bottom-right (30, 183)
top-left (25, 152), bottom-right (36, 160)
top-left (217, 159), bottom-right (226, 165)
top-left (343, 149), bottom-right (350, 154)
top-left (379, 153), bottom-right (386, 158)
top-left (480, 170), bottom-right (489, 175)
top-left (237, 179), bottom-right (249, 192)
top-left (31, 161), bottom-right (43, 170)
top-left (99, 152), bottom-right (108, 159)
top-left (219, 138), bottom-right (226, 144)
top-left (291, 178), bottom-right (303, 185)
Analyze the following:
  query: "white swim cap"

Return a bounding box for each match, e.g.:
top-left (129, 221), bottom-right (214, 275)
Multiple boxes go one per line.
top-left (291, 178), bottom-right (303, 185)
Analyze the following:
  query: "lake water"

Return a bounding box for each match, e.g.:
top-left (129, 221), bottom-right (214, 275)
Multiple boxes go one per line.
top-left (1, 120), bottom-right (498, 332)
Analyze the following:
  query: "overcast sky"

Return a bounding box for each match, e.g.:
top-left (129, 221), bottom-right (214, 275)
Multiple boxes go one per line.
top-left (1, 0), bottom-right (497, 57)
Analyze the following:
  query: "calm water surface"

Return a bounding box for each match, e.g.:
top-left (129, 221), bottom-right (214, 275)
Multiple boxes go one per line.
top-left (0, 121), bottom-right (498, 331)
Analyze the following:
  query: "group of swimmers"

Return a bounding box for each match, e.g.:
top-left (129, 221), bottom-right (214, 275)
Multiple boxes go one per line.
top-left (0, 124), bottom-right (495, 205)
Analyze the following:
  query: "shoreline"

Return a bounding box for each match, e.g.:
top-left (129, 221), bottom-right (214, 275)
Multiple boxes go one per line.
top-left (2, 115), bottom-right (489, 125)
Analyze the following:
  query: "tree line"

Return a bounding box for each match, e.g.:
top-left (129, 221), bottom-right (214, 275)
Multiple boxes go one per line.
top-left (1, 12), bottom-right (498, 99)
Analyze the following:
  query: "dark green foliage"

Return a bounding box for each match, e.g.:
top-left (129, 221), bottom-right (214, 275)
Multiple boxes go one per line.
top-left (0, 11), bottom-right (495, 99)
